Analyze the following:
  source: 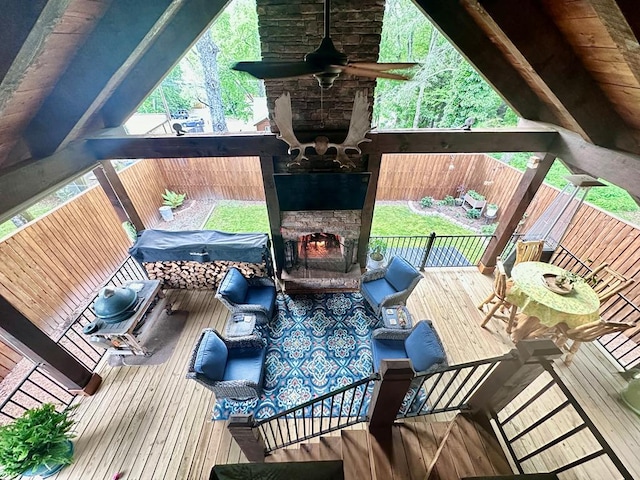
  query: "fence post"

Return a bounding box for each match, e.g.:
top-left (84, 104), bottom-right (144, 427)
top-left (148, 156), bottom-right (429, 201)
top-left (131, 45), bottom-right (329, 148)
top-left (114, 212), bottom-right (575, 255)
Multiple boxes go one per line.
top-left (467, 339), bottom-right (562, 414)
top-left (368, 359), bottom-right (414, 429)
top-left (419, 232), bottom-right (436, 271)
top-left (227, 414), bottom-right (265, 462)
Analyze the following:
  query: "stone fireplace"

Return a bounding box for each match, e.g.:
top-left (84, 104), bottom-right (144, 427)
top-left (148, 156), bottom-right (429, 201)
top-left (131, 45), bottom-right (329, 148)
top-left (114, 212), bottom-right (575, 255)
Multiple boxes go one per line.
top-left (280, 210), bottom-right (362, 293)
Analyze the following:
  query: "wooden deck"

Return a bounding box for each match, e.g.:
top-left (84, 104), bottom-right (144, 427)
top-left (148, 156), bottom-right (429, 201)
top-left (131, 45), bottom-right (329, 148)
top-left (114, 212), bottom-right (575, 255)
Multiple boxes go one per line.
top-left (50, 268), bottom-right (640, 479)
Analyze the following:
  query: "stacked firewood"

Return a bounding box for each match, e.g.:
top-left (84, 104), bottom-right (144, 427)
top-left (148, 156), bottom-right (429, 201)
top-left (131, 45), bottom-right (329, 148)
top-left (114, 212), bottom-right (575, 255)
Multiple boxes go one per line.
top-left (143, 261), bottom-right (267, 289)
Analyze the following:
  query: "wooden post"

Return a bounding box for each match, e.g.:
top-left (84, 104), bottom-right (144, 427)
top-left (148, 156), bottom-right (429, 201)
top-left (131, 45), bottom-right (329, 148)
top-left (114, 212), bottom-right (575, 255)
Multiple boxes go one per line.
top-left (478, 153), bottom-right (555, 274)
top-left (368, 359), bottom-right (414, 429)
top-left (96, 160), bottom-right (145, 232)
top-left (227, 414), bottom-right (266, 462)
top-left (0, 294), bottom-right (102, 395)
top-left (467, 339), bottom-right (562, 415)
top-left (359, 149), bottom-right (383, 268)
top-left (259, 155), bottom-right (284, 276)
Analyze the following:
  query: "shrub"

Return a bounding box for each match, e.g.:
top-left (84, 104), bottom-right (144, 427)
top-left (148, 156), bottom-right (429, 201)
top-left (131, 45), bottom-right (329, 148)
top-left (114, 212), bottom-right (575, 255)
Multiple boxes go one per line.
top-left (481, 223), bottom-right (498, 235)
top-left (162, 189), bottom-right (186, 209)
top-left (442, 195), bottom-right (455, 206)
top-left (466, 190), bottom-right (485, 201)
top-left (420, 196), bottom-right (434, 208)
top-left (466, 209), bottom-right (481, 219)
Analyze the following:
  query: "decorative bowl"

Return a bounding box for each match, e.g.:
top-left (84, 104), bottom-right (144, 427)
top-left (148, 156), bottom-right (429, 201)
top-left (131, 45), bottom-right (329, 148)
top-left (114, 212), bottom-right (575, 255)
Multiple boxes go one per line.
top-left (541, 273), bottom-right (573, 295)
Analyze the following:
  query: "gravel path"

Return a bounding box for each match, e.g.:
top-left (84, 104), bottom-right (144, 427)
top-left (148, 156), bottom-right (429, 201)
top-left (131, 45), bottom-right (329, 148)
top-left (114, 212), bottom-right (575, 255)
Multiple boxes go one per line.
top-left (156, 199), bottom-right (216, 231)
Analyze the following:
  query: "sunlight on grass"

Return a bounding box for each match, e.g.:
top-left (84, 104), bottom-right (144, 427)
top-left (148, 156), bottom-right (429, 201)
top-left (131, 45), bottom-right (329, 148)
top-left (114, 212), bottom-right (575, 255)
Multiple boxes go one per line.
top-left (371, 205), bottom-right (474, 236)
top-left (203, 201), bottom-right (270, 233)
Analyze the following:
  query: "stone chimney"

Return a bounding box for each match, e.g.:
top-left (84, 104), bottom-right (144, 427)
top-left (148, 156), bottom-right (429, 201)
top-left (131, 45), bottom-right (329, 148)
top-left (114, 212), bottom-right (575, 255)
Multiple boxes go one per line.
top-left (255, 0), bottom-right (384, 132)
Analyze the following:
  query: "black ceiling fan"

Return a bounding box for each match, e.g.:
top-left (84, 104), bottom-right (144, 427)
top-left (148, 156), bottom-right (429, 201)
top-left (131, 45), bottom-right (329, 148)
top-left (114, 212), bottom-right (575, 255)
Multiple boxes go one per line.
top-left (232, 0), bottom-right (417, 89)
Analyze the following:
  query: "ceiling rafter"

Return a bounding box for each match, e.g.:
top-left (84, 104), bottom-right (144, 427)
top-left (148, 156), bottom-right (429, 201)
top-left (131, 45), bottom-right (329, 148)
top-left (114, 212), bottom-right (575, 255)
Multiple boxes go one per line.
top-left (20, 0), bottom-right (184, 159)
top-left (99, 0), bottom-right (231, 128)
top-left (411, 0), bottom-right (559, 124)
top-left (585, 1), bottom-right (640, 85)
top-left (468, 0), bottom-right (638, 154)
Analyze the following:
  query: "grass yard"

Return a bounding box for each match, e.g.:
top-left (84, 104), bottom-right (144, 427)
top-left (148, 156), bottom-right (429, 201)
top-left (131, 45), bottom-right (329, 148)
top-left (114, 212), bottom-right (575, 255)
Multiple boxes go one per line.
top-left (203, 201), bottom-right (475, 237)
top-left (203, 201), bottom-right (270, 233)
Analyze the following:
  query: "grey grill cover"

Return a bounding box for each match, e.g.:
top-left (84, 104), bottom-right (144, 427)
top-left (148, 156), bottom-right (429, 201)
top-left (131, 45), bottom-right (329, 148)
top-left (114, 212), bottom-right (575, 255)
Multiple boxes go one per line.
top-left (129, 229), bottom-right (270, 264)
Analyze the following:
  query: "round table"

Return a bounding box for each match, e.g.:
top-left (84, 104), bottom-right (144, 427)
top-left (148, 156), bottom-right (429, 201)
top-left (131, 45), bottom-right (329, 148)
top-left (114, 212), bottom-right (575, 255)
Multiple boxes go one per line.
top-left (506, 262), bottom-right (600, 342)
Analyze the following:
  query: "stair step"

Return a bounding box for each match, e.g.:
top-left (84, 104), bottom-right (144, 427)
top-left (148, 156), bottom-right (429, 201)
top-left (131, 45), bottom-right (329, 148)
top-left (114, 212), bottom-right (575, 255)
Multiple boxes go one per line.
top-left (427, 413), bottom-right (512, 480)
top-left (341, 430), bottom-right (373, 480)
top-left (319, 436), bottom-right (343, 460)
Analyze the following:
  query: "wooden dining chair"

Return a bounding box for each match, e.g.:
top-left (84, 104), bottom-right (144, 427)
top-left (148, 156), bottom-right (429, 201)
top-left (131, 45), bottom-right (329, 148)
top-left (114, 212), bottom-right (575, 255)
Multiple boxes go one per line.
top-left (550, 319), bottom-right (634, 365)
top-left (478, 258), bottom-right (518, 331)
top-left (514, 240), bottom-right (545, 265)
top-left (583, 263), bottom-right (635, 303)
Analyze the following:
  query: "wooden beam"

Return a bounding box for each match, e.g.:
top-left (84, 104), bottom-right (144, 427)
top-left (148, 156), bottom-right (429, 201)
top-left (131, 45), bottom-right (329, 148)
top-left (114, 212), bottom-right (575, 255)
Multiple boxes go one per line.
top-left (470, 0), bottom-right (638, 154)
top-left (23, 0), bottom-right (180, 158)
top-left (100, 0), bottom-right (230, 127)
top-left (359, 151), bottom-right (383, 267)
top-left (587, 1), bottom-right (640, 86)
top-left (520, 119), bottom-right (640, 199)
top-left (411, 0), bottom-right (559, 124)
top-left (479, 152), bottom-right (555, 271)
top-left (0, 293), bottom-right (101, 394)
top-left (259, 155), bottom-right (284, 275)
top-left (96, 161), bottom-right (145, 231)
top-left (0, 141), bottom-right (97, 224)
top-left (86, 128), bottom-right (557, 159)
top-left (0, 0), bottom-right (52, 112)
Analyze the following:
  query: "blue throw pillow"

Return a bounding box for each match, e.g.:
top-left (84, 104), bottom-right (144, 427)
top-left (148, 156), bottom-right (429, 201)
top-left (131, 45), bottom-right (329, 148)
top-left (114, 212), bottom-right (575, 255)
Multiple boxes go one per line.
top-left (194, 330), bottom-right (228, 380)
top-left (404, 321), bottom-right (445, 372)
top-left (219, 268), bottom-right (248, 304)
top-left (386, 257), bottom-right (420, 292)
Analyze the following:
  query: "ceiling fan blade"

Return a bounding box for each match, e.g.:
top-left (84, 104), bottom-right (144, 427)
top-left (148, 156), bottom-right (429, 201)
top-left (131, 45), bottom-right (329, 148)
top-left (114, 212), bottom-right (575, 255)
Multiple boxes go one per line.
top-left (232, 61), bottom-right (323, 79)
top-left (339, 65), bottom-right (411, 81)
top-left (349, 62), bottom-right (418, 71)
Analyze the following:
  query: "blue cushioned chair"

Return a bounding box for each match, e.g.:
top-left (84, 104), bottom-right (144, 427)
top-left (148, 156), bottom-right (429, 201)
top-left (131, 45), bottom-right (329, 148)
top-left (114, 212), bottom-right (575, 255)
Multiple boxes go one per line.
top-left (186, 328), bottom-right (267, 400)
top-left (361, 256), bottom-right (422, 316)
top-left (215, 267), bottom-right (277, 325)
top-left (371, 320), bottom-right (447, 374)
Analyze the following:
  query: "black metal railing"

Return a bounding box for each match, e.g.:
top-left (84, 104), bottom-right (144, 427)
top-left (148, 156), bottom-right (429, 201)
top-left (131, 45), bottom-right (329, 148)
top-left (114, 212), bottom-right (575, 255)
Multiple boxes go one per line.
top-left (0, 256), bottom-right (147, 423)
top-left (492, 361), bottom-right (633, 479)
top-left (551, 245), bottom-right (640, 370)
top-left (397, 352), bottom-right (515, 418)
top-left (253, 374), bottom-right (378, 453)
top-left (368, 233), bottom-right (493, 270)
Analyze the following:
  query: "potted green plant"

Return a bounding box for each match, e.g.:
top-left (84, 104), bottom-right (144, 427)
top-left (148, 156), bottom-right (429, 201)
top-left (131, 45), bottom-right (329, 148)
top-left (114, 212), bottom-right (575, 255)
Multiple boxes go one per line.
top-left (485, 203), bottom-right (498, 217)
top-left (368, 239), bottom-right (387, 269)
top-left (159, 189), bottom-right (187, 221)
top-left (0, 403), bottom-right (76, 478)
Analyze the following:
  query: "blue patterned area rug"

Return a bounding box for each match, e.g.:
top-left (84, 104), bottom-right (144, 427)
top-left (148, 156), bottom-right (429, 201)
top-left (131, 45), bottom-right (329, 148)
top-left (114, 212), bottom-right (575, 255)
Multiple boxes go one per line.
top-left (212, 293), bottom-right (380, 420)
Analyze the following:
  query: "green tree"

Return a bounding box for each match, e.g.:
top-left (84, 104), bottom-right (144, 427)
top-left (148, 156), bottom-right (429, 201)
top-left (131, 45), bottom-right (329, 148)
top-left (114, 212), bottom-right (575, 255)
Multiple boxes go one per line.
top-left (137, 64), bottom-right (195, 114)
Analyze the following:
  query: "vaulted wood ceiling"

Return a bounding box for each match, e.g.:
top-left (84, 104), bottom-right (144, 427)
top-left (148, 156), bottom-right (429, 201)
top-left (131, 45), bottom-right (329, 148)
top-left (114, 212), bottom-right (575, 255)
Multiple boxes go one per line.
top-left (2, 0), bottom-right (640, 223)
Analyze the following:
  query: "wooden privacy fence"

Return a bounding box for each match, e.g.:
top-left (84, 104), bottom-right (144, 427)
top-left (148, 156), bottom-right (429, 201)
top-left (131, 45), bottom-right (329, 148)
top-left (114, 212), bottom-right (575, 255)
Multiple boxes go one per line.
top-left (0, 153), bottom-right (639, 380)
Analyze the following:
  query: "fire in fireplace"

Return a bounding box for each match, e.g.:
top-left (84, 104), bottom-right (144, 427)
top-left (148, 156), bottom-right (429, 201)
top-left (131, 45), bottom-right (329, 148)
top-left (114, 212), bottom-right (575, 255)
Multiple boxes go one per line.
top-left (284, 233), bottom-right (355, 273)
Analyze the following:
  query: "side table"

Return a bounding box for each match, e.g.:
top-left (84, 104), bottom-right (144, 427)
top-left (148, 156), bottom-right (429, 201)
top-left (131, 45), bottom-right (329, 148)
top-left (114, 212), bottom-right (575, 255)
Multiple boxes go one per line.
top-left (225, 313), bottom-right (257, 338)
top-left (381, 305), bottom-right (413, 330)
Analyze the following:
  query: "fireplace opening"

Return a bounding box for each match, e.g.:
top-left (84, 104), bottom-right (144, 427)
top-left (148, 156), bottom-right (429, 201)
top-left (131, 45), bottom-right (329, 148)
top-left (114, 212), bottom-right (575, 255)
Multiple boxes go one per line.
top-left (284, 233), bottom-right (356, 274)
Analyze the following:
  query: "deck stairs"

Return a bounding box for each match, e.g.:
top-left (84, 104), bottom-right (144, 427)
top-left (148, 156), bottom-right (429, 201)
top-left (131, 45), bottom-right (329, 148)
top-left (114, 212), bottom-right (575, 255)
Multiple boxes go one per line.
top-left (264, 413), bottom-right (513, 480)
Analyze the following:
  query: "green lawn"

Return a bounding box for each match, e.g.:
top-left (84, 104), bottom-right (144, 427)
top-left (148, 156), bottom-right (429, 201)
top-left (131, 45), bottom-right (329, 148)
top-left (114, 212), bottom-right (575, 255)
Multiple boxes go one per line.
top-left (203, 201), bottom-right (270, 233)
top-left (371, 205), bottom-right (474, 236)
top-left (203, 201), bottom-right (475, 237)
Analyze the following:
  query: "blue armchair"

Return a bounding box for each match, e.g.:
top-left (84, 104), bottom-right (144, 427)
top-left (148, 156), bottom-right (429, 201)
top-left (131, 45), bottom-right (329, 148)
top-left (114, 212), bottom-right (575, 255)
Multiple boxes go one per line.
top-left (361, 256), bottom-right (422, 316)
top-left (215, 267), bottom-right (277, 325)
top-left (371, 320), bottom-right (447, 374)
top-left (186, 328), bottom-right (267, 400)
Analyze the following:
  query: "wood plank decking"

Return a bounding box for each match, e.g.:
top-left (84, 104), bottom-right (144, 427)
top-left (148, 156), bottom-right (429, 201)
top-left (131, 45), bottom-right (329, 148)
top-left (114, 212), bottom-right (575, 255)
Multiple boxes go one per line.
top-left (50, 268), bottom-right (640, 479)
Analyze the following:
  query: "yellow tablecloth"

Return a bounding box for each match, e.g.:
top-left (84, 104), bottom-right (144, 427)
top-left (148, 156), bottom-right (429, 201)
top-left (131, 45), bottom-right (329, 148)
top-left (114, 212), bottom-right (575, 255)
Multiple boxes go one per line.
top-left (506, 262), bottom-right (600, 329)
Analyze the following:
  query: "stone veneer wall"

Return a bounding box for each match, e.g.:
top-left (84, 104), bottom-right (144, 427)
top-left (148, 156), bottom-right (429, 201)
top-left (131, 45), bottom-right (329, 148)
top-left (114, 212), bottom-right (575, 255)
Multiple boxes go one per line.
top-left (280, 210), bottom-right (362, 240)
top-left (255, 0), bottom-right (384, 131)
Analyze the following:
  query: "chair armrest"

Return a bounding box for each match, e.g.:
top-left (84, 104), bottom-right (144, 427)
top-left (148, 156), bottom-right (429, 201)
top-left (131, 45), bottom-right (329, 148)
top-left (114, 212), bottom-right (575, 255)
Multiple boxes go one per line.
top-left (247, 276), bottom-right (276, 288)
top-left (372, 327), bottom-right (412, 341)
top-left (225, 335), bottom-right (265, 350)
top-left (362, 267), bottom-right (387, 283)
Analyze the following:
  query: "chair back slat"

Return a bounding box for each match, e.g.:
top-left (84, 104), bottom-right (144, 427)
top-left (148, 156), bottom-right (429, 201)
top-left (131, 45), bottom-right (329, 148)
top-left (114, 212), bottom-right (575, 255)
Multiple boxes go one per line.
top-left (515, 240), bottom-right (545, 265)
top-left (584, 263), bottom-right (635, 303)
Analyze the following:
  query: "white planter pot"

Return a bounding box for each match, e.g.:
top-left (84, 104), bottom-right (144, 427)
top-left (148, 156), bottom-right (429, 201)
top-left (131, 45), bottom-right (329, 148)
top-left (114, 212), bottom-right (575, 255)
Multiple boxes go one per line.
top-left (368, 256), bottom-right (385, 270)
top-left (159, 206), bottom-right (174, 221)
top-left (485, 206), bottom-right (498, 217)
